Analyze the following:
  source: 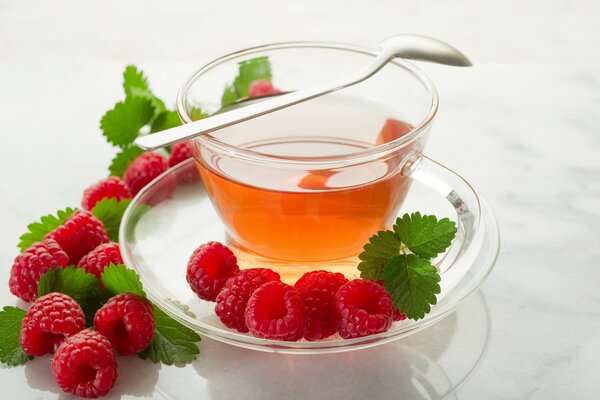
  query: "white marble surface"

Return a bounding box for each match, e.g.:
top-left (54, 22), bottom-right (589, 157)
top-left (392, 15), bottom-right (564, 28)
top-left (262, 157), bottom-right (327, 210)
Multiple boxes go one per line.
top-left (1, 0), bottom-right (599, 399)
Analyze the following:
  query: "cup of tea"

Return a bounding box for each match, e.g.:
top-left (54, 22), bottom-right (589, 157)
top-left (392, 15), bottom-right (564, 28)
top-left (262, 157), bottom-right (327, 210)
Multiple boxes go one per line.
top-left (176, 42), bottom-right (437, 264)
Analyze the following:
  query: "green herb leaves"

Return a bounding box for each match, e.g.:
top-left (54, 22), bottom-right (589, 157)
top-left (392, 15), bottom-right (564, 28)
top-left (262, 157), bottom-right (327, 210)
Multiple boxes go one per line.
top-left (0, 307), bottom-right (31, 366)
top-left (358, 212), bottom-right (457, 320)
top-left (139, 306), bottom-right (200, 365)
top-left (382, 255), bottom-right (441, 320)
top-left (17, 207), bottom-right (76, 252)
top-left (91, 198), bottom-right (131, 242)
top-left (100, 97), bottom-right (155, 147)
top-left (100, 65), bottom-right (182, 175)
top-left (221, 56), bottom-right (272, 107)
top-left (393, 213), bottom-right (457, 259)
top-left (101, 264), bottom-right (146, 297)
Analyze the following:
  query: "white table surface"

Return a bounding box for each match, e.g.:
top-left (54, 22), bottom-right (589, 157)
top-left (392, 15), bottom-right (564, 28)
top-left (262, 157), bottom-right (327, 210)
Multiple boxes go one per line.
top-left (1, 0), bottom-right (599, 399)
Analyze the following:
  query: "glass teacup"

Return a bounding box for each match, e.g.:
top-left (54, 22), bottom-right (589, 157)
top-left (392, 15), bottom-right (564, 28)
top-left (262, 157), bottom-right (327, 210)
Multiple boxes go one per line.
top-left (177, 42), bottom-right (438, 264)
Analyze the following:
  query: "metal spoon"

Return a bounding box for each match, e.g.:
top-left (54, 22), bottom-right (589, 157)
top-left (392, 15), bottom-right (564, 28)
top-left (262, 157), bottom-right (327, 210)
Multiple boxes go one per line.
top-left (135, 34), bottom-right (472, 150)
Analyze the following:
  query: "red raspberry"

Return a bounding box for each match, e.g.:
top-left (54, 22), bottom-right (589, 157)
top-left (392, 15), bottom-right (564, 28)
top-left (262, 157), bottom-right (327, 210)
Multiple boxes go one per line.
top-left (52, 329), bottom-right (117, 398)
top-left (393, 308), bottom-right (407, 321)
top-left (20, 292), bottom-right (85, 356)
top-left (9, 239), bottom-right (70, 302)
top-left (248, 80), bottom-right (281, 98)
top-left (294, 270), bottom-right (349, 341)
top-left (334, 279), bottom-right (393, 339)
top-left (77, 242), bottom-right (123, 279)
top-left (46, 210), bottom-right (109, 264)
top-left (215, 268), bottom-right (280, 332)
top-left (168, 141), bottom-right (195, 167)
top-left (245, 281), bottom-right (305, 341)
top-left (94, 293), bottom-right (154, 356)
top-left (81, 176), bottom-right (132, 211)
top-left (186, 241), bottom-right (240, 301)
top-left (123, 152), bottom-right (169, 196)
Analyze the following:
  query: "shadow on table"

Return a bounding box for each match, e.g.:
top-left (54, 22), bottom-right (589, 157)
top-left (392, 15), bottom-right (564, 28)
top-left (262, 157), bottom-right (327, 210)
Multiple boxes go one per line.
top-left (179, 290), bottom-right (491, 400)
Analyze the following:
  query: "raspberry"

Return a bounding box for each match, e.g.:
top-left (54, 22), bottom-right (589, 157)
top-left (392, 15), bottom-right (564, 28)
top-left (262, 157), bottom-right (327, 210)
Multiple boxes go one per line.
top-left (393, 308), bottom-right (407, 321)
top-left (94, 293), bottom-right (154, 356)
top-left (334, 279), bottom-right (393, 339)
top-left (294, 270), bottom-right (349, 341)
top-left (168, 141), bottom-right (195, 167)
top-left (186, 241), bottom-right (240, 301)
top-left (245, 281), bottom-right (305, 341)
top-left (215, 268), bottom-right (280, 332)
top-left (77, 242), bottom-right (123, 279)
top-left (9, 239), bottom-right (70, 302)
top-left (20, 292), bottom-right (85, 356)
top-left (52, 329), bottom-right (117, 398)
top-left (81, 177), bottom-right (132, 211)
top-left (248, 80), bottom-right (281, 98)
top-left (47, 210), bottom-right (109, 264)
top-left (123, 152), bottom-right (169, 196)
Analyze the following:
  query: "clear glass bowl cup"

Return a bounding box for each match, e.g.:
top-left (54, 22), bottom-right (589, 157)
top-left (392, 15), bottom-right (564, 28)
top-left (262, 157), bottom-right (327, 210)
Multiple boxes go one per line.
top-left (177, 42), bottom-right (438, 266)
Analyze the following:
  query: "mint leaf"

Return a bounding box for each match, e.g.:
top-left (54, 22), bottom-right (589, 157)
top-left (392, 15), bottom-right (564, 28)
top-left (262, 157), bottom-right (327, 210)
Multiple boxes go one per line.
top-left (0, 306), bottom-right (31, 366)
top-left (123, 65), bottom-right (149, 97)
top-left (151, 110), bottom-right (182, 133)
top-left (101, 264), bottom-right (145, 297)
top-left (234, 56), bottom-right (272, 98)
top-left (139, 305), bottom-right (200, 365)
top-left (358, 230), bottom-right (402, 280)
top-left (123, 65), bottom-right (166, 114)
top-left (382, 255), bottom-right (441, 320)
top-left (100, 96), bottom-right (155, 147)
top-left (221, 56), bottom-right (272, 107)
top-left (18, 207), bottom-right (76, 252)
top-left (189, 107), bottom-right (209, 121)
top-left (92, 198), bottom-right (131, 242)
top-left (38, 266), bottom-right (100, 302)
top-left (393, 212), bottom-right (457, 259)
top-left (221, 84), bottom-right (237, 107)
top-left (37, 266), bottom-right (105, 326)
top-left (109, 146), bottom-right (143, 178)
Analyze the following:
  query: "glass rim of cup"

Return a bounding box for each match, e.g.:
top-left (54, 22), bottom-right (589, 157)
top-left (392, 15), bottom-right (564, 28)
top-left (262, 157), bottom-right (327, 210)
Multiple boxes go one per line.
top-left (176, 41), bottom-right (439, 167)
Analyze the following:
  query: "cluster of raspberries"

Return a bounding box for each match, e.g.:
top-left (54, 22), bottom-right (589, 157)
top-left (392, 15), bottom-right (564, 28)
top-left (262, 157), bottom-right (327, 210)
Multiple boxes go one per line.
top-left (186, 242), bottom-right (406, 341)
top-left (7, 145), bottom-right (195, 398)
top-left (21, 292), bottom-right (154, 398)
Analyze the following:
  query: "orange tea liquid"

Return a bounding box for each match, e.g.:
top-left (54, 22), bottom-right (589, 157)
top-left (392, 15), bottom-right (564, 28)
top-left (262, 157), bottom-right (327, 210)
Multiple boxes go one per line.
top-left (195, 98), bottom-right (415, 261)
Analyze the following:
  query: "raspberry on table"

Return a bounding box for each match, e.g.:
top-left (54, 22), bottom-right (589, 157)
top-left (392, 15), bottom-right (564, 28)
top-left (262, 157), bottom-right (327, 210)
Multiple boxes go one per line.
top-left (294, 270), bottom-right (349, 341)
top-left (9, 239), bottom-right (70, 302)
top-left (94, 293), bottom-right (154, 356)
top-left (78, 242), bottom-right (123, 279)
top-left (81, 176), bottom-right (132, 211)
top-left (186, 241), bottom-right (240, 302)
top-left (46, 210), bottom-right (109, 264)
top-left (123, 152), bottom-right (169, 196)
top-left (215, 268), bottom-right (280, 333)
top-left (248, 80), bottom-right (281, 98)
top-left (334, 279), bottom-right (394, 339)
top-left (52, 329), bottom-right (118, 398)
top-left (20, 292), bottom-right (85, 356)
top-left (168, 141), bottom-right (195, 168)
top-left (245, 281), bottom-right (305, 341)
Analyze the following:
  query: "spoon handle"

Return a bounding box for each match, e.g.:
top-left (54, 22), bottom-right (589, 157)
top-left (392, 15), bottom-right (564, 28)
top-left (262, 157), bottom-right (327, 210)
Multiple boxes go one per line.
top-left (135, 35), bottom-right (471, 151)
top-left (135, 57), bottom-right (388, 151)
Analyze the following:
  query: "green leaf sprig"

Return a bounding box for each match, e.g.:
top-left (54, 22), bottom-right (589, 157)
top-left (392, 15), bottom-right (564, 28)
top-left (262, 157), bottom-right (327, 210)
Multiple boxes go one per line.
top-left (358, 212), bottom-right (457, 320)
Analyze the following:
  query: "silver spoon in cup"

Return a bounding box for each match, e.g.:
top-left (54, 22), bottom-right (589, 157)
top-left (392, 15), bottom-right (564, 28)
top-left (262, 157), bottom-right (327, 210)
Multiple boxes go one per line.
top-left (135, 34), bottom-right (472, 151)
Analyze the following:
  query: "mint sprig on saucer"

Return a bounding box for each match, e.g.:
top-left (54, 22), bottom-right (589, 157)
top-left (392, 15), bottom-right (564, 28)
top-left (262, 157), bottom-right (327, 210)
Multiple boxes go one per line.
top-left (358, 212), bottom-right (457, 320)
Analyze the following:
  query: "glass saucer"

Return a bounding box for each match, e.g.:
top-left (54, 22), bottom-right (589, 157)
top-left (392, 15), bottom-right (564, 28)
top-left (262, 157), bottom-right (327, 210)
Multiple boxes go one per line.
top-left (119, 157), bottom-right (499, 354)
